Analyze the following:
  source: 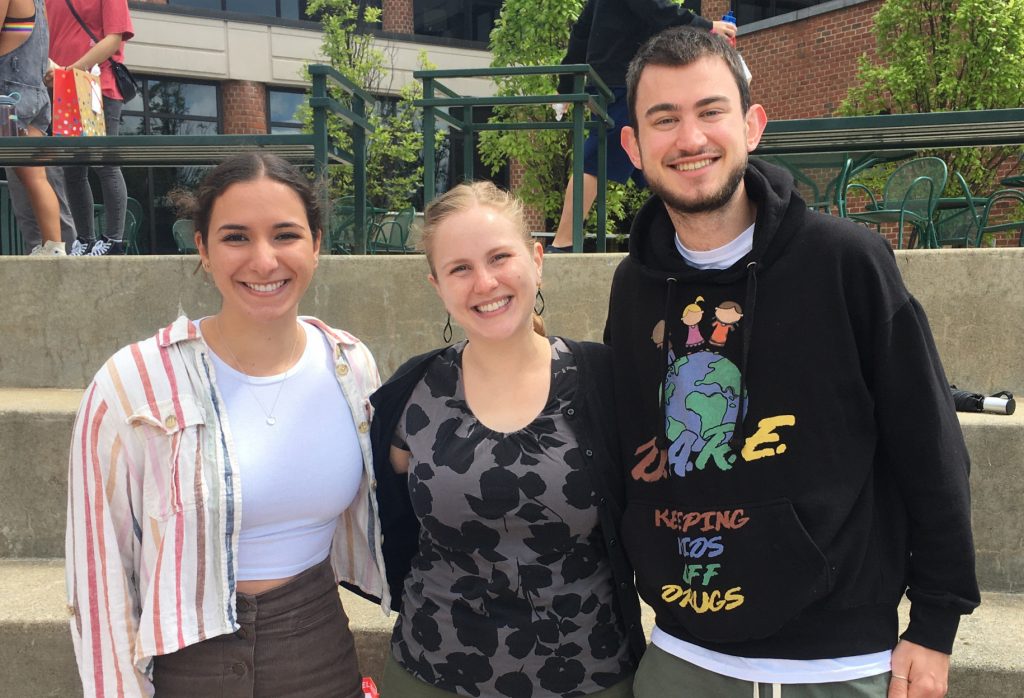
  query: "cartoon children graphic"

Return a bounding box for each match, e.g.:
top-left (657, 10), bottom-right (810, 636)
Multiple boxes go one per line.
top-left (682, 296), bottom-right (705, 349)
top-left (709, 301), bottom-right (743, 347)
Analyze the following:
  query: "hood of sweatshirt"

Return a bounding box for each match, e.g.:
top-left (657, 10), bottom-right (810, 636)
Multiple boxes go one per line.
top-left (627, 158), bottom-right (804, 281)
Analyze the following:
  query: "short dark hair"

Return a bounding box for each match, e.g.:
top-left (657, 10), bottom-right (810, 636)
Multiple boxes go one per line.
top-left (174, 152), bottom-right (323, 247)
top-left (626, 26), bottom-right (752, 130)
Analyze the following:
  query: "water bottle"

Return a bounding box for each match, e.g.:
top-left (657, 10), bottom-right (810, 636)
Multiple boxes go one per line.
top-left (719, 9), bottom-right (752, 84)
top-left (721, 10), bottom-right (738, 46)
top-left (0, 93), bottom-right (21, 137)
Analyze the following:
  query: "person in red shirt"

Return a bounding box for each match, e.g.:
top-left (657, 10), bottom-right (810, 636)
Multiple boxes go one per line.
top-left (45, 0), bottom-right (133, 255)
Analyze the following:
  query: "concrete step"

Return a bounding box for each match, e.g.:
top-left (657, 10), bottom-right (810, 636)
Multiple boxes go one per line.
top-left (1, 559), bottom-right (1021, 697)
top-left (0, 251), bottom-right (1022, 394)
top-left (2, 389), bottom-right (1022, 592)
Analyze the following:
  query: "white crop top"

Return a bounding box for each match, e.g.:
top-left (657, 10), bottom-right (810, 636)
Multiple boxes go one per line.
top-left (202, 320), bottom-right (364, 580)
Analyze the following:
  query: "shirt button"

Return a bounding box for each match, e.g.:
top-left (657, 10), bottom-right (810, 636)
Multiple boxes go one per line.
top-left (66, 604), bottom-right (76, 618)
top-left (337, 364), bottom-right (349, 376)
top-left (585, 449), bottom-right (593, 457)
top-left (370, 479), bottom-right (378, 490)
top-left (566, 408), bottom-right (575, 417)
top-left (232, 662), bottom-right (247, 676)
top-left (358, 422), bottom-right (369, 433)
top-left (164, 415), bottom-right (177, 430)
top-left (608, 538), bottom-right (618, 547)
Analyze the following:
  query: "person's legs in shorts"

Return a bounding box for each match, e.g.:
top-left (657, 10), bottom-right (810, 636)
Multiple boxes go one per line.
top-left (550, 87), bottom-right (638, 250)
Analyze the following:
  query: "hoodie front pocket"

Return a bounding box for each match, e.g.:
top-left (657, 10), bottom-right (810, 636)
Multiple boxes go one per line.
top-left (623, 497), bottom-right (831, 644)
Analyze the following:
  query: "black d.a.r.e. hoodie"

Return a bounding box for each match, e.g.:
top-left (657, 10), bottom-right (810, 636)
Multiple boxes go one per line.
top-left (604, 159), bottom-right (979, 660)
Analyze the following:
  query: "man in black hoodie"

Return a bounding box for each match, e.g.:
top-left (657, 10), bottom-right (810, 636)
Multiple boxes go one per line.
top-left (605, 27), bottom-right (979, 698)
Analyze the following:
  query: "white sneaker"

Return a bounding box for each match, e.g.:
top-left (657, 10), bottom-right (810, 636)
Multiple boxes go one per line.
top-left (28, 240), bottom-right (68, 256)
top-left (69, 238), bottom-right (92, 256)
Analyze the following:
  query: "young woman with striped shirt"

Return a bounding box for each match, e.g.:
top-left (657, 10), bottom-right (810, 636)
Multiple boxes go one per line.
top-left (65, 153), bottom-right (388, 696)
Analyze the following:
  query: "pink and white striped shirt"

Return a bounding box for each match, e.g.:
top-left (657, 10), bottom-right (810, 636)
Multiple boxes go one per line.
top-left (65, 315), bottom-right (389, 697)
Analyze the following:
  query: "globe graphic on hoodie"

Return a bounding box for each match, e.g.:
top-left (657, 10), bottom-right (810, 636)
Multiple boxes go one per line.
top-left (663, 350), bottom-right (745, 476)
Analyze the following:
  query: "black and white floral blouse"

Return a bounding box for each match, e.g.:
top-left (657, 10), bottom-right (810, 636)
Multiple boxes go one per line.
top-left (391, 338), bottom-right (633, 697)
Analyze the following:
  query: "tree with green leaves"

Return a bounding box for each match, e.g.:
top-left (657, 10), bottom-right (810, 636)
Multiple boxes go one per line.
top-left (841, 0), bottom-right (1024, 188)
top-left (479, 0), bottom-right (645, 237)
top-left (304, 0), bottom-right (425, 211)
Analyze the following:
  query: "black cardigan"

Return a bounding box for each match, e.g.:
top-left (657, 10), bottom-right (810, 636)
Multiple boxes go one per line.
top-left (366, 338), bottom-right (646, 664)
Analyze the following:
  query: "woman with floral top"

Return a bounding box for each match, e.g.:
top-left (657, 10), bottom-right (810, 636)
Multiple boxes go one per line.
top-left (369, 181), bottom-right (644, 698)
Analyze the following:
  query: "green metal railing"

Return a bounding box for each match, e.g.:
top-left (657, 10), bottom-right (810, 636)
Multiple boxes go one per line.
top-left (415, 65), bottom-right (614, 252)
top-left (307, 64), bottom-right (376, 254)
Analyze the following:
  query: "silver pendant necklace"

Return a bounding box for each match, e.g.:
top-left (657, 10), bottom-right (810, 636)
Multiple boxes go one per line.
top-left (215, 317), bottom-right (302, 426)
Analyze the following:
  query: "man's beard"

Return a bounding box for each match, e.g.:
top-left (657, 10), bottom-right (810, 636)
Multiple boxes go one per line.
top-left (648, 157), bottom-right (747, 215)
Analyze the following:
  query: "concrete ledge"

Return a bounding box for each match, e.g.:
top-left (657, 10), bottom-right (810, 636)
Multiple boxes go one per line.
top-left (1, 249), bottom-right (1022, 393)
top-left (1, 560), bottom-right (1020, 697)
top-left (3, 390), bottom-right (1022, 592)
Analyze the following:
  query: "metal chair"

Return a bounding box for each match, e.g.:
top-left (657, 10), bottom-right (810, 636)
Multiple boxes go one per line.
top-left (369, 205), bottom-right (416, 254)
top-left (171, 218), bottom-right (197, 253)
top-left (846, 157), bottom-right (948, 248)
top-left (933, 173), bottom-right (1024, 247)
top-left (329, 197), bottom-right (357, 254)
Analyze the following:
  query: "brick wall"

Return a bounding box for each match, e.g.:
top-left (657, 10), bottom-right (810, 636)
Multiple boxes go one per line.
top-left (702, 0), bottom-right (730, 24)
top-left (740, 0), bottom-right (881, 120)
top-left (221, 81), bottom-right (268, 135)
top-left (509, 160), bottom-right (547, 231)
top-left (382, 0), bottom-right (414, 34)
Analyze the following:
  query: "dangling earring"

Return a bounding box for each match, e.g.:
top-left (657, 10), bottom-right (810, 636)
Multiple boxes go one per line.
top-left (534, 289), bottom-right (545, 316)
top-left (442, 314), bottom-right (453, 343)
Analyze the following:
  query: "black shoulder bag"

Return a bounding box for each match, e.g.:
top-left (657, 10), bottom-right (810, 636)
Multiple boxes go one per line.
top-left (62, 0), bottom-right (139, 102)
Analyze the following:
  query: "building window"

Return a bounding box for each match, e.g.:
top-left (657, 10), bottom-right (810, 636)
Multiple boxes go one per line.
top-left (268, 88), bottom-right (307, 133)
top-left (119, 78), bottom-right (222, 253)
top-left (414, 0), bottom-right (502, 42)
top-left (162, 0), bottom-right (387, 26)
top-left (166, 0), bottom-right (313, 21)
top-left (121, 78), bottom-right (220, 136)
top-left (734, 0), bottom-right (832, 24)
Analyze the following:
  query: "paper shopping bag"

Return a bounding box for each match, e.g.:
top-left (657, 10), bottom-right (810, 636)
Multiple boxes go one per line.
top-left (52, 68), bottom-right (106, 136)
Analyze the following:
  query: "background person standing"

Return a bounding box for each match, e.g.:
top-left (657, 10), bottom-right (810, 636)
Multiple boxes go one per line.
top-left (45, 0), bottom-right (133, 255)
top-left (546, 0), bottom-right (735, 253)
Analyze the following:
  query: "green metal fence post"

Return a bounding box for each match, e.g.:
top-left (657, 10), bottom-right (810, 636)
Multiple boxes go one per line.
top-left (422, 77), bottom-right (436, 203)
top-left (595, 91), bottom-right (607, 252)
top-left (571, 73), bottom-right (586, 252)
top-left (463, 105), bottom-right (475, 182)
top-left (310, 69), bottom-right (333, 253)
top-left (352, 92), bottom-right (368, 255)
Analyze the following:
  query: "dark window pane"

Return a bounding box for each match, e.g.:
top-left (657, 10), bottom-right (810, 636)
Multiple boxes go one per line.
top-left (147, 81), bottom-right (218, 118)
top-left (120, 114), bottom-right (145, 135)
top-left (415, 0), bottom-right (458, 37)
top-left (471, 0), bottom-right (500, 41)
top-left (269, 90), bottom-right (306, 124)
top-left (167, 0), bottom-right (222, 10)
top-left (225, 0), bottom-right (277, 16)
top-left (736, 0), bottom-right (828, 24)
top-left (149, 118), bottom-right (218, 135)
top-left (775, 0), bottom-right (820, 13)
top-left (280, 0), bottom-right (300, 18)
